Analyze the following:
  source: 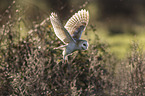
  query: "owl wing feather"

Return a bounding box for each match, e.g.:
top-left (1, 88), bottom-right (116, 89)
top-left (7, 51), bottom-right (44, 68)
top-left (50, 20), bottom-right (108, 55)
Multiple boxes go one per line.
top-left (50, 13), bottom-right (76, 44)
top-left (64, 9), bottom-right (89, 39)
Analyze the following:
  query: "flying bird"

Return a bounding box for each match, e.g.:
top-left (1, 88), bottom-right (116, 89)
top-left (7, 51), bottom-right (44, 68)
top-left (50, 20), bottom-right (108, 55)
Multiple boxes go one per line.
top-left (50, 9), bottom-right (89, 60)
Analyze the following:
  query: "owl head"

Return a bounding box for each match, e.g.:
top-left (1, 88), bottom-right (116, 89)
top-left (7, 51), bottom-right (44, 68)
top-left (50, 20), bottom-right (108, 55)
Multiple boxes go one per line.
top-left (77, 40), bottom-right (88, 50)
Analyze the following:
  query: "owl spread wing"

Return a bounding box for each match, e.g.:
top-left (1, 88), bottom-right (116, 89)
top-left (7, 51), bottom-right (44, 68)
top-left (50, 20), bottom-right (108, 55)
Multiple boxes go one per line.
top-left (50, 13), bottom-right (76, 44)
top-left (64, 9), bottom-right (89, 39)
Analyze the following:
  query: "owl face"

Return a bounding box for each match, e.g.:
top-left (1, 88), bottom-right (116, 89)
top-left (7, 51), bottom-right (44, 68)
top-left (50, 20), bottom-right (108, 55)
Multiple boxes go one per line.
top-left (78, 40), bottom-right (88, 50)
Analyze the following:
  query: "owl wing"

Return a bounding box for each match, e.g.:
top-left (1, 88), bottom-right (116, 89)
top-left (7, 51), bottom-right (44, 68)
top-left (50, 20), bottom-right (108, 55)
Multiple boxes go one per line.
top-left (50, 13), bottom-right (76, 44)
top-left (64, 9), bottom-right (89, 39)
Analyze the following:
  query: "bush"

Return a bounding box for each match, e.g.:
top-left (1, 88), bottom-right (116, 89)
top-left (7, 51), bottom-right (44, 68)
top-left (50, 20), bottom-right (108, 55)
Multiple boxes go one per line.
top-left (0, 18), bottom-right (117, 95)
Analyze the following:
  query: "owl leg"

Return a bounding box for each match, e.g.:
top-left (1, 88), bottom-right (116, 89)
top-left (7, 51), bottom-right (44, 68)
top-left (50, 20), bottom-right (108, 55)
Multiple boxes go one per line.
top-left (63, 53), bottom-right (67, 62)
top-left (63, 49), bottom-right (68, 62)
top-left (63, 55), bottom-right (68, 62)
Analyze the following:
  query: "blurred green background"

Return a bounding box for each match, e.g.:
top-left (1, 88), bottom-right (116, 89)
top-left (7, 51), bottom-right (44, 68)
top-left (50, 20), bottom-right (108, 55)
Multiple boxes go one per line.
top-left (1, 0), bottom-right (145, 59)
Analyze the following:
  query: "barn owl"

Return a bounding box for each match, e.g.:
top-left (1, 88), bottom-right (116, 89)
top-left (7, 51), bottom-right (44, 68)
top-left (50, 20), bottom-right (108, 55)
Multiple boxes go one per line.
top-left (50, 9), bottom-right (89, 60)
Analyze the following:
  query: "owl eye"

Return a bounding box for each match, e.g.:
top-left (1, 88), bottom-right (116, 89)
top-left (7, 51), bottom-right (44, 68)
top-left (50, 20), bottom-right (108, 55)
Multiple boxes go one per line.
top-left (83, 43), bottom-right (86, 46)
